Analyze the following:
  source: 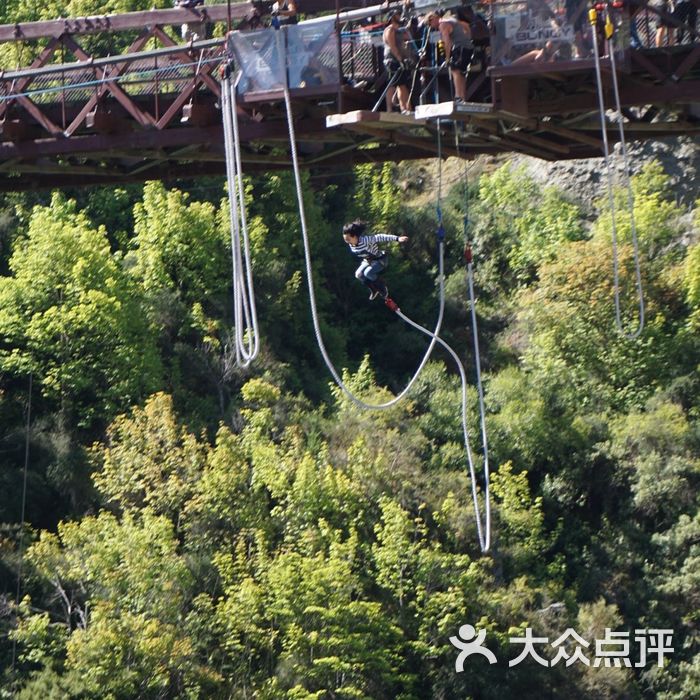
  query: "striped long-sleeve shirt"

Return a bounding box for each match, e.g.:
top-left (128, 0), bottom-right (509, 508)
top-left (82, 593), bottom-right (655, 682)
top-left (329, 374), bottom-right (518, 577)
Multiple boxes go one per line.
top-left (348, 234), bottom-right (400, 260)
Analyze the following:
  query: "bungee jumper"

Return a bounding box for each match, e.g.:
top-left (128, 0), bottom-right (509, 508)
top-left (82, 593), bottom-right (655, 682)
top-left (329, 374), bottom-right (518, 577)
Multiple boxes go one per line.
top-left (342, 220), bottom-right (408, 301)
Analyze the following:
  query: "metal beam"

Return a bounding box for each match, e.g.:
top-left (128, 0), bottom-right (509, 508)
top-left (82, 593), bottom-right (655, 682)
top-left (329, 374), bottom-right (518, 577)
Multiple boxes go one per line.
top-left (528, 80), bottom-right (700, 116)
top-left (304, 138), bottom-right (375, 164)
top-left (568, 120), bottom-right (700, 133)
top-left (3, 161), bottom-right (119, 176)
top-left (63, 32), bottom-right (156, 135)
top-left (0, 143), bottom-right (449, 191)
top-left (0, 117), bottom-right (332, 159)
top-left (505, 130), bottom-right (571, 155)
top-left (671, 45), bottom-right (700, 81)
top-left (0, 37), bottom-right (63, 120)
top-left (0, 4), bottom-right (251, 43)
top-left (536, 122), bottom-right (604, 150)
top-left (0, 0), bottom-right (374, 44)
top-left (351, 123), bottom-right (465, 160)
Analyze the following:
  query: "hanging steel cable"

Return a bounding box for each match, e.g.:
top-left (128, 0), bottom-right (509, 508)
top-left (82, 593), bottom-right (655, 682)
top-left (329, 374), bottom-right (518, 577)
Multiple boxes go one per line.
top-left (589, 5), bottom-right (645, 339)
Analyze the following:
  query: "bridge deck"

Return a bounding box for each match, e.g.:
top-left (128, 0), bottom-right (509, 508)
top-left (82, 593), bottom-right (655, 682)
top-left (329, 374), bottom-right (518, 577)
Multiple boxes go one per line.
top-left (0, 2), bottom-right (697, 191)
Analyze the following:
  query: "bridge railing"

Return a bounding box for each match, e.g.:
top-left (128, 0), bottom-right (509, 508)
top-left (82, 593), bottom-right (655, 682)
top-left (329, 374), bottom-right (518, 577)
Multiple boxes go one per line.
top-left (0, 36), bottom-right (226, 136)
top-left (340, 21), bottom-right (384, 86)
top-left (630, 0), bottom-right (699, 48)
top-left (1, 45), bottom-right (224, 104)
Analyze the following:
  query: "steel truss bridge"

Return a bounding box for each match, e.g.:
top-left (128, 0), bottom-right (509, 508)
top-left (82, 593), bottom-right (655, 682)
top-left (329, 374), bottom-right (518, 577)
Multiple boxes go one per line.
top-left (0, 0), bottom-right (698, 191)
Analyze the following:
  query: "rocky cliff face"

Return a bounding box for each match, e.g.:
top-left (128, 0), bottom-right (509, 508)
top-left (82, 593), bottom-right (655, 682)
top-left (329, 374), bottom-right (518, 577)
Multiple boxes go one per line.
top-left (400, 136), bottom-right (698, 215)
top-left (511, 135), bottom-right (699, 215)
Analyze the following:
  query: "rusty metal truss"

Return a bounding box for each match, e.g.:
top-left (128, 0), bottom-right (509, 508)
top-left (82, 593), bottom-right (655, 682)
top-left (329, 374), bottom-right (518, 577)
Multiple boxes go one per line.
top-left (0, 1), bottom-right (698, 192)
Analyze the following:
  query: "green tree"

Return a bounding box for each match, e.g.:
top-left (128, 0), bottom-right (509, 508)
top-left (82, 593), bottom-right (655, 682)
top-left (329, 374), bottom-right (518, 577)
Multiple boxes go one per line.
top-left (130, 181), bottom-right (229, 319)
top-left (0, 192), bottom-right (160, 431)
top-left (352, 163), bottom-right (402, 230)
top-left (519, 232), bottom-right (686, 412)
top-left (490, 461), bottom-right (549, 576)
top-left (469, 164), bottom-right (585, 296)
top-left (92, 392), bottom-right (207, 521)
top-left (15, 510), bottom-right (216, 699)
top-left (608, 398), bottom-right (698, 528)
top-left (685, 202), bottom-right (700, 328)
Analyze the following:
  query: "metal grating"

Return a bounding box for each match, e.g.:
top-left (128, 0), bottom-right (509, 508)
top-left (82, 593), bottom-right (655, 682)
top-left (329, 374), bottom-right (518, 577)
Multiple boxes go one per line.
top-left (2, 46), bottom-right (226, 104)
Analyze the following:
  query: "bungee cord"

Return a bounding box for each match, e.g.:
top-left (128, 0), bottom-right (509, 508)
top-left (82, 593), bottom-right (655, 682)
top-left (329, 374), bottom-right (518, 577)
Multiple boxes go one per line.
top-left (397, 303), bottom-right (490, 552)
top-left (286, 91), bottom-right (446, 408)
top-left (589, 4), bottom-right (645, 339)
top-left (221, 70), bottom-right (260, 366)
top-left (454, 124), bottom-right (491, 552)
top-left (408, 23), bottom-right (432, 106)
top-left (464, 248), bottom-right (490, 551)
top-left (280, 33), bottom-right (490, 550)
top-left (273, 19), bottom-right (444, 411)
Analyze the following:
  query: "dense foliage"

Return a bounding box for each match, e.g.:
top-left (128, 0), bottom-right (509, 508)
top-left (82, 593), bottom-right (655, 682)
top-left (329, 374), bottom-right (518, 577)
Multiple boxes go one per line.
top-left (0, 156), bottom-right (698, 699)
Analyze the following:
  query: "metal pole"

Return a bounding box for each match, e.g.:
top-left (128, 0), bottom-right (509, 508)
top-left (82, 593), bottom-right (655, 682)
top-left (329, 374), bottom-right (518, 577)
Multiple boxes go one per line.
top-left (336, 0), bottom-right (343, 113)
top-left (60, 39), bottom-right (66, 130)
top-left (154, 49), bottom-right (160, 121)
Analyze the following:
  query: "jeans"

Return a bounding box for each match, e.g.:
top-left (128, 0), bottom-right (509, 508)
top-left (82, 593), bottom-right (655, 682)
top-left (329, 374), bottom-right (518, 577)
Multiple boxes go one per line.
top-left (355, 258), bottom-right (386, 284)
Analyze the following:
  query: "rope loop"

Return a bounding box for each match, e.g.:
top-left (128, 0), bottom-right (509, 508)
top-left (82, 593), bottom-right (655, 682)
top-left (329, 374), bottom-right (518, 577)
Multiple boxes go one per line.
top-left (222, 70), bottom-right (260, 366)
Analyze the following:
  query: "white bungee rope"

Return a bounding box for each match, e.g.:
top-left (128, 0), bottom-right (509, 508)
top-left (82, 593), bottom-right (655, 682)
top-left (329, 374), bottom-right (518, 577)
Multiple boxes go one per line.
top-left (454, 124), bottom-right (491, 552)
top-left (221, 70), bottom-right (260, 366)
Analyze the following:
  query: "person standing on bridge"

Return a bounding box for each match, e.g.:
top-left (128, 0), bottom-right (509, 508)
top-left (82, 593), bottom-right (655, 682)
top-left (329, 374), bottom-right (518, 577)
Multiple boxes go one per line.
top-left (383, 9), bottom-right (414, 114)
top-left (343, 220), bottom-right (409, 301)
top-left (423, 11), bottom-right (474, 103)
top-left (271, 0), bottom-right (298, 28)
